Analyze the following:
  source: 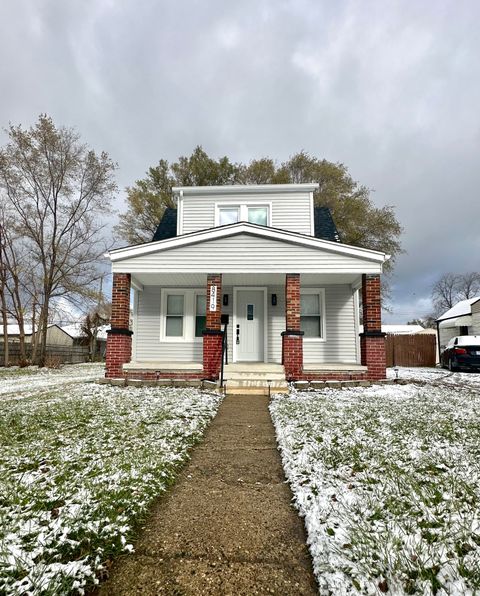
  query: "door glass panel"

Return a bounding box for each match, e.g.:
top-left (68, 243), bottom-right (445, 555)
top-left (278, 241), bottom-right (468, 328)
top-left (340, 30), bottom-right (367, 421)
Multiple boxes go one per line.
top-left (219, 207), bottom-right (239, 226)
top-left (247, 304), bottom-right (254, 320)
top-left (248, 207), bottom-right (268, 226)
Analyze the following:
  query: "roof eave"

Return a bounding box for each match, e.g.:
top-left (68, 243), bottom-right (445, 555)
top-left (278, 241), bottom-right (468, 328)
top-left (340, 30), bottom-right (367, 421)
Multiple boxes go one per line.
top-left (171, 183), bottom-right (319, 195)
top-left (108, 222), bottom-right (388, 264)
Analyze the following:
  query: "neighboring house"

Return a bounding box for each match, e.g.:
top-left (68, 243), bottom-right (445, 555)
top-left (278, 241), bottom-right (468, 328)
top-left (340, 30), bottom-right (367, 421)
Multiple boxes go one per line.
top-left (61, 323), bottom-right (109, 357)
top-left (105, 184), bottom-right (390, 385)
top-left (436, 297), bottom-right (480, 350)
top-left (0, 324), bottom-right (74, 346)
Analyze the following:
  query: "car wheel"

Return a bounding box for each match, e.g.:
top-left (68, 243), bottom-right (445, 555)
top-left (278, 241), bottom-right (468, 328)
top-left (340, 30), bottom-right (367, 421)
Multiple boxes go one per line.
top-left (448, 358), bottom-right (458, 372)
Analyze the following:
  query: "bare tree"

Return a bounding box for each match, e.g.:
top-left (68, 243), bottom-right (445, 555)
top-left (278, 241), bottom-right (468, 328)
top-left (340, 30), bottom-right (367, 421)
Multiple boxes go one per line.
top-left (432, 273), bottom-right (460, 315)
top-left (0, 115), bottom-right (117, 365)
top-left (456, 272), bottom-right (480, 300)
top-left (432, 272), bottom-right (480, 318)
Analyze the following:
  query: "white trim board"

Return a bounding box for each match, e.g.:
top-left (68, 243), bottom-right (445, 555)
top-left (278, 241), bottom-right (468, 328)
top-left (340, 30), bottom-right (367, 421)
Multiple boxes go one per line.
top-left (172, 183), bottom-right (320, 195)
top-left (109, 222), bottom-right (389, 264)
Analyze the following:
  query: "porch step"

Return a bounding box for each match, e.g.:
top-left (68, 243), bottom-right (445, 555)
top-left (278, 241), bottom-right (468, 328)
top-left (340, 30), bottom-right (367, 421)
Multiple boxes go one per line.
top-left (222, 363), bottom-right (288, 395)
top-left (225, 379), bottom-right (289, 395)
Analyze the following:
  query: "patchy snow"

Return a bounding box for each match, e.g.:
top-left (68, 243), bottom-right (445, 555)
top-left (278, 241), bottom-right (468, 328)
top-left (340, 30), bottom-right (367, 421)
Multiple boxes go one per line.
top-left (271, 373), bottom-right (480, 595)
top-left (387, 366), bottom-right (480, 389)
top-left (0, 376), bottom-right (222, 595)
top-left (0, 363), bottom-right (104, 400)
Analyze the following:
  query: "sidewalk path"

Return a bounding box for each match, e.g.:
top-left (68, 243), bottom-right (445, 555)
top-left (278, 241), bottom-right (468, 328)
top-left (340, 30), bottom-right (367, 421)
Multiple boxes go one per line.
top-left (98, 393), bottom-right (318, 595)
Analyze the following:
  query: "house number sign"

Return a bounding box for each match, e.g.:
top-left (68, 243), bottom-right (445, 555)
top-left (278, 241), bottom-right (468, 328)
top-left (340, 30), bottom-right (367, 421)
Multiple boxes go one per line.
top-left (209, 285), bottom-right (217, 311)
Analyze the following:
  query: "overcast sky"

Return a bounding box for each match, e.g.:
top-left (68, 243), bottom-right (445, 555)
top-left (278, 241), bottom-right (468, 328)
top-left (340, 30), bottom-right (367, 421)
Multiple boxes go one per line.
top-left (1, 0), bottom-right (479, 322)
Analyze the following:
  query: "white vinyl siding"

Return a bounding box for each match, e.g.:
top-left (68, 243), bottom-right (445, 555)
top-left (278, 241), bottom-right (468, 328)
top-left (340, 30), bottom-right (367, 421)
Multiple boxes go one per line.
top-left (115, 235), bottom-right (381, 275)
top-left (473, 312), bottom-right (480, 336)
top-left (302, 285), bottom-right (357, 364)
top-left (133, 283), bottom-right (358, 365)
top-left (181, 191), bottom-right (312, 235)
top-left (135, 287), bottom-right (202, 362)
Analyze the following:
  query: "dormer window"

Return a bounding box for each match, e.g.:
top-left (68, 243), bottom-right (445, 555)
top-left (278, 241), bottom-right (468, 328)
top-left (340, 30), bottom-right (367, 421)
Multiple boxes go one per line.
top-left (247, 206), bottom-right (268, 226)
top-left (216, 203), bottom-right (271, 227)
top-left (219, 207), bottom-right (239, 226)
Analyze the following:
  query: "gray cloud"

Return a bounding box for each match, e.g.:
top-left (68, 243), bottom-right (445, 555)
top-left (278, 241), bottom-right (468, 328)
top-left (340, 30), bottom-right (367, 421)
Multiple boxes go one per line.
top-left (1, 0), bottom-right (479, 321)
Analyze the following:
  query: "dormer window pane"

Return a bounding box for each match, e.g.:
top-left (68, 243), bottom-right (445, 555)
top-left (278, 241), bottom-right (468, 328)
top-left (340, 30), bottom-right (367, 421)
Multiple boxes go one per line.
top-left (219, 207), bottom-right (239, 226)
top-left (248, 207), bottom-right (268, 226)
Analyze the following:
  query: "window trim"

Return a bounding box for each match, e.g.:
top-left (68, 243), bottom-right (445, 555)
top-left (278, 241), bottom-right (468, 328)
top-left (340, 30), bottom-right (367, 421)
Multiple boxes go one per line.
top-left (300, 288), bottom-right (326, 342)
top-left (214, 202), bottom-right (272, 227)
top-left (217, 205), bottom-right (240, 227)
top-left (193, 290), bottom-right (207, 341)
top-left (160, 288), bottom-right (207, 342)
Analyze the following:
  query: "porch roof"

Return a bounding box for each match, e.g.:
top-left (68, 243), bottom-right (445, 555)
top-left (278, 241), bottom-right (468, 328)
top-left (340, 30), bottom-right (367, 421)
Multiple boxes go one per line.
top-left (108, 223), bottom-right (389, 280)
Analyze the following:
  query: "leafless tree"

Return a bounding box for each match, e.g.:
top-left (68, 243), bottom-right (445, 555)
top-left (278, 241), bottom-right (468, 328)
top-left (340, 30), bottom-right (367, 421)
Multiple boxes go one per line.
top-left (456, 272), bottom-right (480, 300)
top-left (431, 271), bottom-right (480, 318)
top-left (0, 115), bottom-right (117, 365)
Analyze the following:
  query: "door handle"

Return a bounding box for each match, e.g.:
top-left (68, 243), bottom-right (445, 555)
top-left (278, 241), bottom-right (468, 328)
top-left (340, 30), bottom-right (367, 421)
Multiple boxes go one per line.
top-left (236, 324), bottom-right (240, 344)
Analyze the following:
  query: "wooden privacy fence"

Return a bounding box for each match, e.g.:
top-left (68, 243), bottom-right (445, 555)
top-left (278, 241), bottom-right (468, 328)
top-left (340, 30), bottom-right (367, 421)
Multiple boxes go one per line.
top-left (386, 333), bottom-right (437, 367)
top-left (0, 342), bottom-right (89, 366)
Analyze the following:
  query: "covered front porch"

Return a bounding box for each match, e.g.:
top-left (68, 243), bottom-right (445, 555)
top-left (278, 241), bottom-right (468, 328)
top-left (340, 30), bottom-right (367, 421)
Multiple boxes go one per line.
top-left (106, 270), bottom-right (383, 383)
top-left (105, 223), bottom-right (388, 382)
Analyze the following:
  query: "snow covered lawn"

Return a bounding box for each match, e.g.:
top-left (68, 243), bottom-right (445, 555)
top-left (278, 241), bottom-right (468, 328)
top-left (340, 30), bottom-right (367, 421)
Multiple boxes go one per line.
top-left (0, 375), bottom-right (222, 595)
top-left (271, 370), bottom-right (480, 595)
top-left (0, 363), bottom-right (104, 400)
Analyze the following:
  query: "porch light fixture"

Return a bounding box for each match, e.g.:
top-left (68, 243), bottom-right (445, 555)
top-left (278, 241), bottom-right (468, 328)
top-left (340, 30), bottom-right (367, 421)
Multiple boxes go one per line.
top-left (271, 294), bottom-right (277, 306)
top-left (223, 294), bottom-right (229, 306)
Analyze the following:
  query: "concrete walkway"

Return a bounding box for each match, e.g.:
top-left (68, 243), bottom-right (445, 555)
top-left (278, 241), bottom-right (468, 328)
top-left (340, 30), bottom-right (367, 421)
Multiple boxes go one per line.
top-left (98, 394), bottom-right (318, 595)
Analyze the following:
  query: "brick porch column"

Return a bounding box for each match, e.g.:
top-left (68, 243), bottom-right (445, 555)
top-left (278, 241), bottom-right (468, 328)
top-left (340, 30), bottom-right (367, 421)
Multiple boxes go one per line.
top-left (203, 273), bottom-right (223, 380)
top-left (282, 273), bottom-right (304, 381)
top-left (360, 273), bottom-right (386, 380)
top-left (105, 273), bottom-right (133, 378)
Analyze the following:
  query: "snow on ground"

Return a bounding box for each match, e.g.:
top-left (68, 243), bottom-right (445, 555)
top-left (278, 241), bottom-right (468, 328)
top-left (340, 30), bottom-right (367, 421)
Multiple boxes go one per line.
top-left (271, 369), bottom-right (480, 595)
top-left (0, 370), bottom-right (222, 595)
top-left (387, 366), bottom-right (480, 390)
top-left (0, 363), bottom-right (104, 400)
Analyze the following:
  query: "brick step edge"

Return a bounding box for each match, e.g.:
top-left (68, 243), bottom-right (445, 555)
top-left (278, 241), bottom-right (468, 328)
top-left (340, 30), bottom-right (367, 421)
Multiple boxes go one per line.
top-left (96, 378), bottom-right (222, 391)
top-left (291, 379), bottom-right (401, 390)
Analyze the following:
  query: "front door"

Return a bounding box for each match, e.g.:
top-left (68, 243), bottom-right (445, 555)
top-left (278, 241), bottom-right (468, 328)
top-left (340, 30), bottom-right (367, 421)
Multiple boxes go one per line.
top-left (235, 290), bottom-right (265, 361)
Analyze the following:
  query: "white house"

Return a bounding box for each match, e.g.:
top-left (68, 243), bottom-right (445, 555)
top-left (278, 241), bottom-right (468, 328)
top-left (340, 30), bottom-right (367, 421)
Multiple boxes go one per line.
top-left (436, 296), bottom-right (480, 350)
top-left (105, 184), bottom-right (389, 388)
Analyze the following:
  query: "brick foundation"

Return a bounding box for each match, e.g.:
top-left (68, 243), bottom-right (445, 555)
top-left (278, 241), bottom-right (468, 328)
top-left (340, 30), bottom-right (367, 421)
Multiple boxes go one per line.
top-left (203, 273), bottom-right (223, 380)
top-left (123, 371), bottom-right (204, 381)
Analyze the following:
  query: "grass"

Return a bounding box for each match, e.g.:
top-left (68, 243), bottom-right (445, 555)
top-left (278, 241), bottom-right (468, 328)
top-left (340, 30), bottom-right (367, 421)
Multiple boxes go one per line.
top-left (0, 382), bottom-right (222, 595)
top-left (271, 382), bottom-right (480, 595)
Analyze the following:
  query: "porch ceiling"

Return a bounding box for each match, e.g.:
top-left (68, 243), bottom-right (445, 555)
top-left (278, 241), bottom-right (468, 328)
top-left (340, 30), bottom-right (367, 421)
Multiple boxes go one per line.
top-left (131, 272), bottom-right (363, 288)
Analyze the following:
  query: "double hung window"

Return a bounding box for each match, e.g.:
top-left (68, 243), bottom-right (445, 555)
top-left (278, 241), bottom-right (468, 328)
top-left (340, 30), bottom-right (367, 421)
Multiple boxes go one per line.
top-left (165, 294), bottom-right (184, 337)
top-left (161, 289), bottom-right (207, 341)
top-left (300, 290), bottom-right (325, 339)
